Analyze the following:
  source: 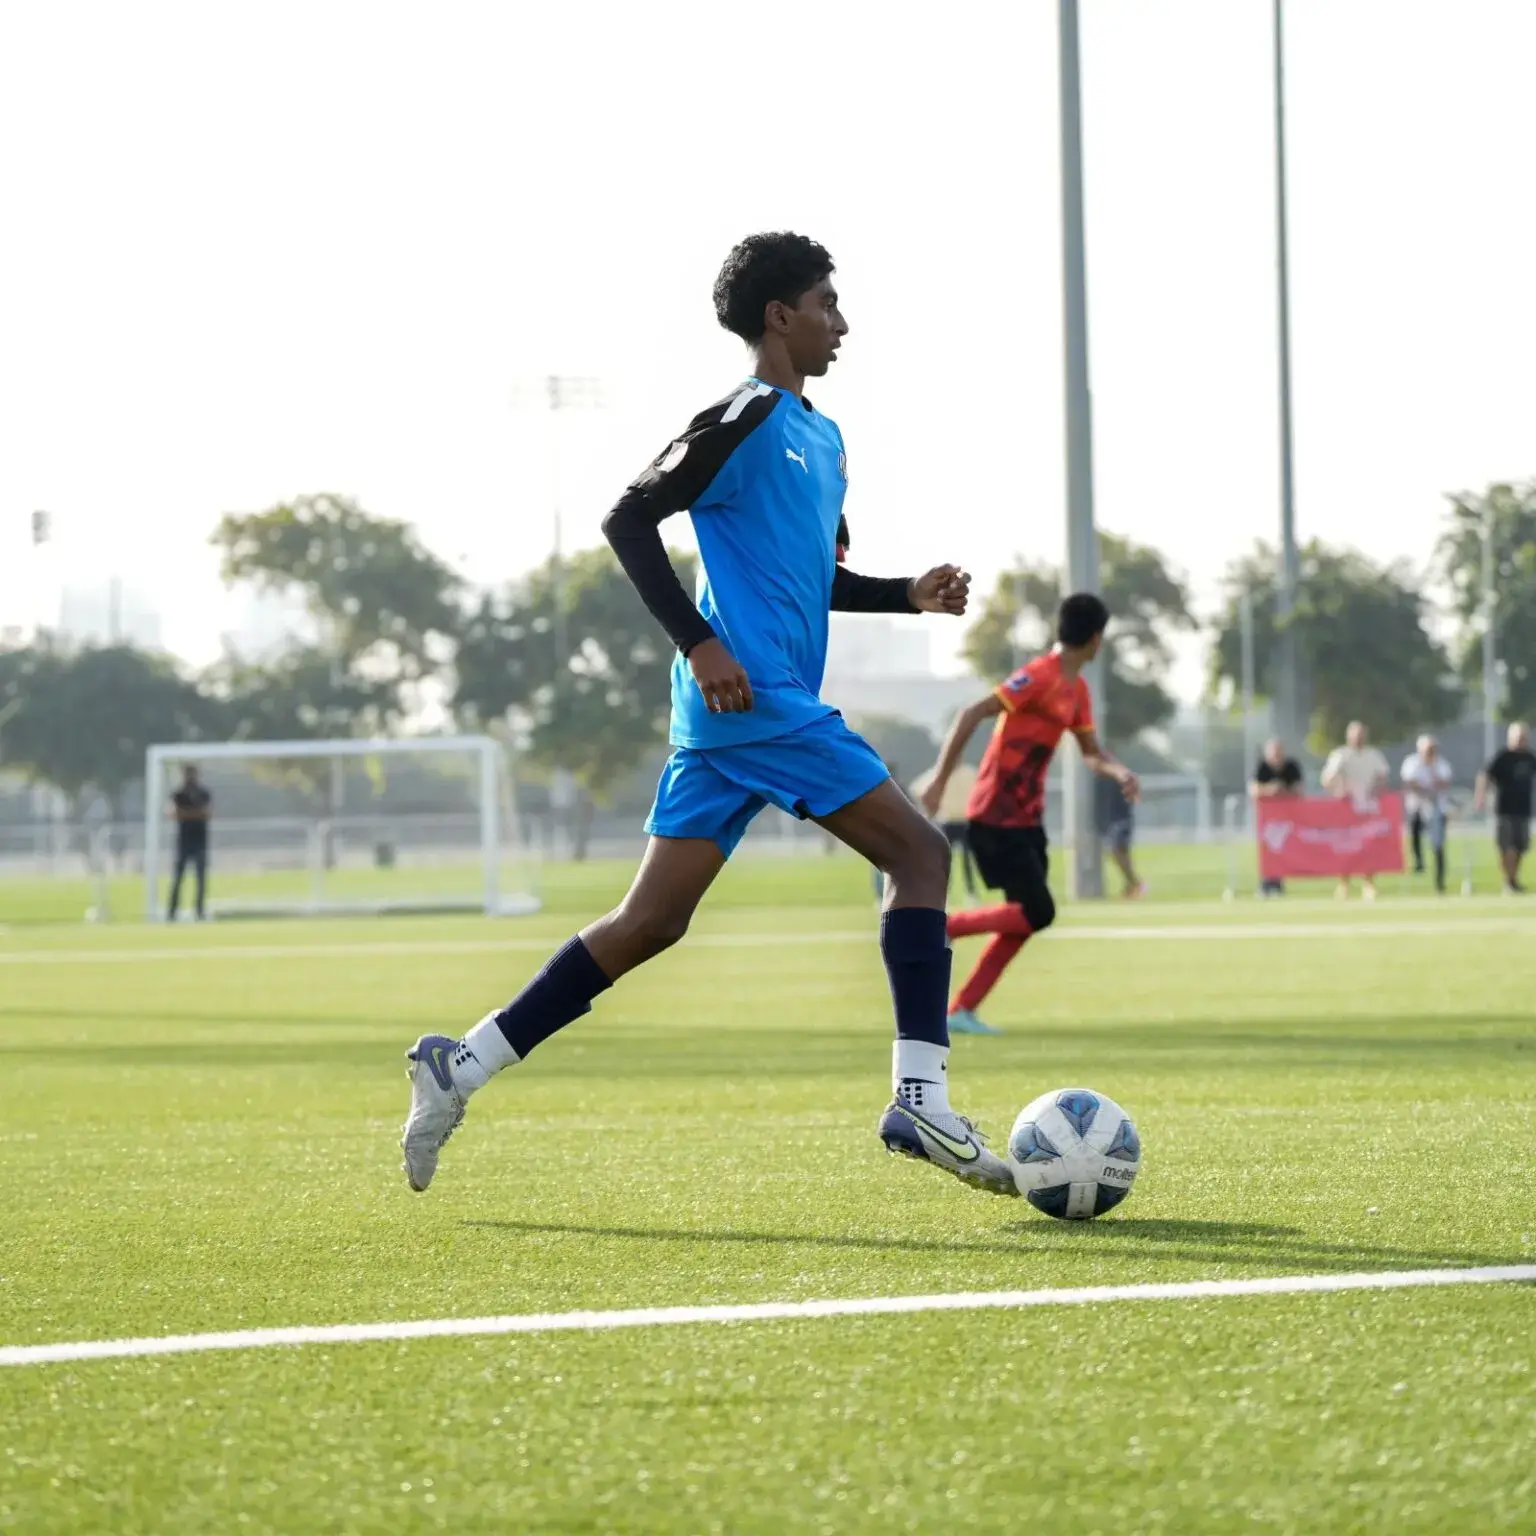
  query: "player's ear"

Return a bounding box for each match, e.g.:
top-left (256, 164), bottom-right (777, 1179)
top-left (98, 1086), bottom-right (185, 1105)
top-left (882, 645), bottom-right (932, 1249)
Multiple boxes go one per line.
top-left (763, 299), bottom-right (791, 336)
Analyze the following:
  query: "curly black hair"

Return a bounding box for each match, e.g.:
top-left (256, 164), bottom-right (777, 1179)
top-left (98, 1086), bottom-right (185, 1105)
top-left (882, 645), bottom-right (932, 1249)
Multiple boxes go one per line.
top-left (1057, 592), bottom-right (1110, 647)
top-left (712, 232), bottom-right (835, 341)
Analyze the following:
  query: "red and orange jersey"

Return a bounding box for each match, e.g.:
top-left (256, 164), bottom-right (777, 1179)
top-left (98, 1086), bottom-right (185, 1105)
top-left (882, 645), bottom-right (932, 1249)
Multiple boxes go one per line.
top-left (966, 651), bottom-right (1094, 828)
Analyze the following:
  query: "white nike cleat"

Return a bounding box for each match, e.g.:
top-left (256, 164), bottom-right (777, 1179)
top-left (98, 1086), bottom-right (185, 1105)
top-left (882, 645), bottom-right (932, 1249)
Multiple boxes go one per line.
top-left (878, 1099), bottom-right (1018, 1197)
top-left (400, 1034), bottom-right (467, 1192)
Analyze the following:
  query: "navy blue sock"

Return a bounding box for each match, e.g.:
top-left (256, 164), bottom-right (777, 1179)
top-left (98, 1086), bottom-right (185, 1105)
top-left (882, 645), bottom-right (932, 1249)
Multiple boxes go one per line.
top-left (880, 907), bottom-right (951, 1047)
top-left (493, 937), bottom-right (612, 1060)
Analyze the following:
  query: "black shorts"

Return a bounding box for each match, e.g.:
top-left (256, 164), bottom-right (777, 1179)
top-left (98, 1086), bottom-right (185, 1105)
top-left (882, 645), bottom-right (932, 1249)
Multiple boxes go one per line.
top-left (1103, 816), bottom-right (1134, 853)
top-left (967, 823), bottom-right (1049, 905)
top-left (1497, 816), bottom-right (1530, 855)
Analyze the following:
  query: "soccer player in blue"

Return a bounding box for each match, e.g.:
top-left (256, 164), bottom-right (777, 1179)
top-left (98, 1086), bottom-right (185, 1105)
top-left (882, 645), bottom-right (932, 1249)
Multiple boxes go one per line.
top-left (400, 232), bottom-right (1016, 1199)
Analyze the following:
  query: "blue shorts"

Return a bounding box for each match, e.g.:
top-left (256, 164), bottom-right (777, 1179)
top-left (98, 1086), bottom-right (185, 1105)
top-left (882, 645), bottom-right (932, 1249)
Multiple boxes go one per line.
top-left (646, 712), bottom-right (890, 857)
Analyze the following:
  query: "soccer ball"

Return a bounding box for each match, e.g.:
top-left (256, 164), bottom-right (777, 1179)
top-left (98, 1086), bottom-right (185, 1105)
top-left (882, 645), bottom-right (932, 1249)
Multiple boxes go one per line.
top-left (1007, 1087), bottom-right (1141, 1220)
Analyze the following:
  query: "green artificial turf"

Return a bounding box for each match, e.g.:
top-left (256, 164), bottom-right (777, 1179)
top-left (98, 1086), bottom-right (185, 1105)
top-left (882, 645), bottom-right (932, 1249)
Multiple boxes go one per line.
top-left (1, 869), bottom-right (1533, 1531)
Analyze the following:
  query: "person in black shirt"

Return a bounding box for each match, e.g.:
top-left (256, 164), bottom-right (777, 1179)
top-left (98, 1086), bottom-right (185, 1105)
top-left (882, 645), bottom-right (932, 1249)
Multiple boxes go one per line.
top-left (1475, 723), bottom-right (1535, 893)
top-left (1251, 739), bottom-right (1303, 896)
top-left (1096, 771), bottom-right (1143, 897)
top-left (168, 764), bottom-right (212, 920)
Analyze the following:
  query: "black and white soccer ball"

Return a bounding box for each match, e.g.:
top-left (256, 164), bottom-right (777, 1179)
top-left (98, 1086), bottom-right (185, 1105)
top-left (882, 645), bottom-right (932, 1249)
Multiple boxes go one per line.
top-left (1007, 1087), bottom-right (1141, 1220)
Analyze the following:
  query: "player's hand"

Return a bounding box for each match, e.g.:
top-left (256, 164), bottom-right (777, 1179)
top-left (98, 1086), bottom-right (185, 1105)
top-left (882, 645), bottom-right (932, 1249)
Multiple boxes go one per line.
top-left (908, 565), bottom-right (971, 616)
top-left (688, 638), bottom-right (754, 713)
top-left (918, 780), bottom-right (944, 819)
top-left (1116, 767), bottom-right (1141, 805)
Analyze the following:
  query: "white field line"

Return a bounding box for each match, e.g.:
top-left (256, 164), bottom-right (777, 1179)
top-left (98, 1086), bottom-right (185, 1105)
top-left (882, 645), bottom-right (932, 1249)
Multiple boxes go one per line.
top-left (3, 917), bottom-right (1536, 967)
top-left (3, 1265), bottom-right (1533, 1368)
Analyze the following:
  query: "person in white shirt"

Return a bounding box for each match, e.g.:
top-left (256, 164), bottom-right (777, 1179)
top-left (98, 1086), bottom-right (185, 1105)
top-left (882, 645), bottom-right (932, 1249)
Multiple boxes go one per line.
top-left (1321, 720), bottom-right (1390, 899)
top-left (1400, 734), bottom-right (1453, 892)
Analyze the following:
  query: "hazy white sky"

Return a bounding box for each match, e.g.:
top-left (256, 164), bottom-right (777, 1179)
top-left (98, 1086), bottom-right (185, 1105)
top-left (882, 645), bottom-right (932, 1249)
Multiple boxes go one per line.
top-left (2, 0), bottom-right (1532, 693)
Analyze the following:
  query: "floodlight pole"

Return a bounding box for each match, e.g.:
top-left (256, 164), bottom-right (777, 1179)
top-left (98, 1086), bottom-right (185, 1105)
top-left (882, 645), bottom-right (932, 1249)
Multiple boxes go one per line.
top-left (143, 746), bottom-right (163, 921)
top-left (1481, 504), bottom-right (1498, 764)
top-left (543, 375), bottom-right (605, 675)
top-left (1058, 0), bottom-right (1104, 899)
top-left (1240, 591), bottom-right (1259, 801)
top-left (1272, 0), bottom-right (1303, 748)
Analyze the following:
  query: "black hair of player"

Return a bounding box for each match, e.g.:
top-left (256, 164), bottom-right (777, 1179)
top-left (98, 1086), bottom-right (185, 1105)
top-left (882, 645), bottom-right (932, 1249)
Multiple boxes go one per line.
top-left (713, 232), bottom-right (835, 341)
top-left (1057, 592), bottom-right (1110, 648)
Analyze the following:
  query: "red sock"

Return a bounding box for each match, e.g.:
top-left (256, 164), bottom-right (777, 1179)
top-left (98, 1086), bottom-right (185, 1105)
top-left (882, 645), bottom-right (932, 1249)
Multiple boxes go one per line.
top-left (953, 934), bottom-right (1025, 1014)
top-left (947, 903), bottom-right (1032, 940)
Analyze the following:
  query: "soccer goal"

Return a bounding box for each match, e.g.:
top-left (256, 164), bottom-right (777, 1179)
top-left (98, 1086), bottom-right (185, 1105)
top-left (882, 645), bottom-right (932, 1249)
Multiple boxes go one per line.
top-left (142, 736), bottom-right (540, 922)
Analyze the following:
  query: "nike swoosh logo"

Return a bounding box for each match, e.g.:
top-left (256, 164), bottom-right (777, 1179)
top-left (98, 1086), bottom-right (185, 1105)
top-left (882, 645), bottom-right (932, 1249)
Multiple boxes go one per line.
top-left (427, 1045), bottom-right (453, 1090)
top-left (908, 1113), bottom-right (981, 1163)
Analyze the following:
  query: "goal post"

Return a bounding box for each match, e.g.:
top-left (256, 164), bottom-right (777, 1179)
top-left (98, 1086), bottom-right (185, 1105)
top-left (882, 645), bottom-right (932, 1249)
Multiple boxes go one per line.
top-left (143, 735), bottom-right (540, 922)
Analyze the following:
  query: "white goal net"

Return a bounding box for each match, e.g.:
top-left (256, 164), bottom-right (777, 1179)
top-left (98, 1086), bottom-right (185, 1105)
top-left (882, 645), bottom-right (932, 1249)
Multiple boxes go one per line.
top-left (142, 735), bottom-right (540, 921)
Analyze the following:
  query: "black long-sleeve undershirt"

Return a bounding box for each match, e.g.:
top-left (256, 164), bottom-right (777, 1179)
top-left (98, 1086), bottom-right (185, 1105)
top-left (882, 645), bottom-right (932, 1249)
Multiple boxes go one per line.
top-left (830, 567), bottom-right (917, 614)
top-left (602, 385), bottom-right (916, 654)
top-left (601, 489), bottom-right (717, 655)
top-left (603, 493), bottom-right (916, 652)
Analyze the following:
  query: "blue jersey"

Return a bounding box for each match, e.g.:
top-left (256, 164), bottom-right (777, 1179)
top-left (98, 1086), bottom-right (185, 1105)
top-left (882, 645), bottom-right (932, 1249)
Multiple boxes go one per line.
top-left (673, 383), bottom-right (847, 748)
top-left (603, 377), bottom-right (916, 753)
top-left (613, 380), bottom-right (847, 749)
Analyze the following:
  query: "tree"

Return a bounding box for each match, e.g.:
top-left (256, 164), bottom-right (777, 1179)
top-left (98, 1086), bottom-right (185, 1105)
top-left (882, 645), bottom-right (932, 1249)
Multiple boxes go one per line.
top-left (1210, 541), bottom-right (1461, 750)
top-left (454, 546), bottom-right (698, 851)
top-left (0, 643), bottom-right (214, 812)
top-left (962, 532), bottom-right (1196, 742)
top-left (198, 647), bottom-right (401, 828)
top-left (211, 494), bottom-right (462, 686)
top-left (1436, 480), bottom-right (1536, 721)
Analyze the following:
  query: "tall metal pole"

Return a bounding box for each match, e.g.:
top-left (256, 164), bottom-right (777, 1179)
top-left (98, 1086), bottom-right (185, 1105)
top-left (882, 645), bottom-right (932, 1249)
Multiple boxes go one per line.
top-left (1240, 590), bottom-right (1258, 799)
top-left (546, 375), bottom-right (571, 676)
top-left (541, 374), bottom-right (605, 677)
top-left (1272, 0), bottom-right (1302, 748)
top-left (1058, 0), bottom-right (1103, 899)
top-left (1481, 505), bottom-right (1499, 765)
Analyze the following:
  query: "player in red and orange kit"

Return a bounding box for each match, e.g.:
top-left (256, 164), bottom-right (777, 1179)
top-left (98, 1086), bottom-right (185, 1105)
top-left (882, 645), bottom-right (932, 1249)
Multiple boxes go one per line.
top-left (918, 593), bottom-right (1138, 1034)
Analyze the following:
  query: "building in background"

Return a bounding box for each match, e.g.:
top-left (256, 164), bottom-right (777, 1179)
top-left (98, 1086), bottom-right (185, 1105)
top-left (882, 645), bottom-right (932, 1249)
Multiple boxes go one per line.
top-left (823, 616), bottom-right (976, 735)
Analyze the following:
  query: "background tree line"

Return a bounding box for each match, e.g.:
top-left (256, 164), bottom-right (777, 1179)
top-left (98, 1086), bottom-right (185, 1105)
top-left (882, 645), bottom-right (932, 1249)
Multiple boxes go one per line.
top-left (2, 482), bottom-right (1532, 829)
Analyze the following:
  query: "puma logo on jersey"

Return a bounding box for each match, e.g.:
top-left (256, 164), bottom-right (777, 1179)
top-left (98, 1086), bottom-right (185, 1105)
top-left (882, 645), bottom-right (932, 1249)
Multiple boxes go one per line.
top-left (785, 446), bottom-right (808, 472)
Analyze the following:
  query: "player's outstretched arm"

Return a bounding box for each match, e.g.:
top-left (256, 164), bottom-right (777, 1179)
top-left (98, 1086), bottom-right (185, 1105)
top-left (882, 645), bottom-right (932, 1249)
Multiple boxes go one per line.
top-left (1076, 728), bottom-right (1140, 804)
top-left (830, 563), bottom-right (970, 615)
top-left (831, 520), bottom-right (967, 616)
top-left (919, 693), bottom-right (1001, 818)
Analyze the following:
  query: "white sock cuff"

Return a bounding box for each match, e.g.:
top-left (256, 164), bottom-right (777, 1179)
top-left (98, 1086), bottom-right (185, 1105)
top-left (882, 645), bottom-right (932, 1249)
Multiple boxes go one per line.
top-left (462, 1012), bottom-right (521, 1074)
top-left (892, 1039), bottom-right (948, 1092)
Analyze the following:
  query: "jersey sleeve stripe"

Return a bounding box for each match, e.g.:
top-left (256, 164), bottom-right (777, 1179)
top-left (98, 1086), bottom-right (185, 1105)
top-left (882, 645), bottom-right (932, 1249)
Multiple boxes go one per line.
top-left (721, 381), bottom-right (775, 424)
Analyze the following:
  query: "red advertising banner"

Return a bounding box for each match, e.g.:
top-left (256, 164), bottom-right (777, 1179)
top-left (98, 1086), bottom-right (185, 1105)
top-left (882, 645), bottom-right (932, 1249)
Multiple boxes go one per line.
top-left (1256, 793), bottom-right (1407, 880)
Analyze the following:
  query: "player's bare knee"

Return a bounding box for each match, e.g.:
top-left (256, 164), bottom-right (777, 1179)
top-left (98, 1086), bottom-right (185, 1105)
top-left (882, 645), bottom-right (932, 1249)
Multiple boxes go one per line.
top-left (594, 899), bottom-right (693, 968)
top-left (886, 820), bottom-right (951, 904)
top-left (627, 903), bottom-right (693, 959)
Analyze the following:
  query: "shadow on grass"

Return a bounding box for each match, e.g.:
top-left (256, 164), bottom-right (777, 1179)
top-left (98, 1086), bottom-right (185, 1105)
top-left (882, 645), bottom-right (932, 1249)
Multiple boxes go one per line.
top-left (1, 1010), bottom-right (1532, 1074)
top-left (463, 1215), bottom-right (1522, 1274)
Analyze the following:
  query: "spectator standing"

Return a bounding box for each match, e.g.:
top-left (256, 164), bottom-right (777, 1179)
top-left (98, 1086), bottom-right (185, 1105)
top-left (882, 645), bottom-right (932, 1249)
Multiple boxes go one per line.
top-left (1250, 739), bottom-right (1303, 896)
top-left (1400, 734), bottom-right (1453, 893)
top-left (1095, 771), bottom-right (1144, 898)
top-left (1321, 721), bottom-right (1390, 900)
top-left (1475, 722), bottom-right (1536, 894)
top-left (168, 764), bottom-right (212, 921)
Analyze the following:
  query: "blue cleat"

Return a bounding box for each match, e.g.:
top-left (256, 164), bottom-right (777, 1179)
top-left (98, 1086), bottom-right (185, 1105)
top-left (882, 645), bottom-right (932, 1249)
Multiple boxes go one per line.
top-left (400, 1034), bottom-right (468, 1192)
top-left (947, 1008), bottom-right (1002, 1036)
top-left (878, 1100), bottom-right (1017, 1197)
